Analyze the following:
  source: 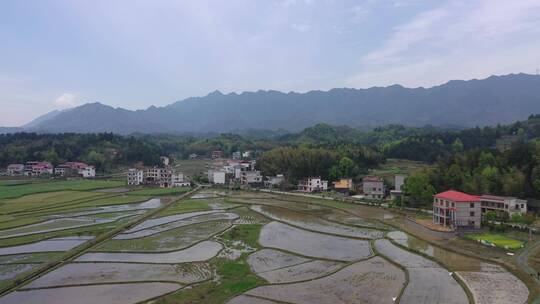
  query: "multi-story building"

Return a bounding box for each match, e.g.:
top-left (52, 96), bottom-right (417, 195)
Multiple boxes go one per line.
top-left (240, 170), bottom-right (263, 186)
top-left (362, 176), bottom-right (385, 199)
top-left (232, 151), bottom-right (241, 160)
top-left (55, 162), bottom-right (95, 178)
top-left (24, 161), bottom-right (54, 176)
top-left (480, 195), bottom-right (527, 217)
top-left (6, 164), bottom-right (25, 175)
top-left (433, 190), bottom-right (481, 230)
top-left (171, 172), bottom-right (190, 187)
top-left (297, 177), bottom-right (328, 193)
top-left (127, 169), bottom-right (144, 186)
top-left (160, 156), bottom-right (170, 167)
top-left (212, 151), bottom-right (223, 159)
top-left (265, 174), bottom-right (284, 188)
top-left (145, 167), bottom-right (172, 187)
top-left (332, 178), bottom-right (354, 194)
top-left (208, 170), bottom-right (226, 185)
top-left (390, 175), bottom-right (406, 200)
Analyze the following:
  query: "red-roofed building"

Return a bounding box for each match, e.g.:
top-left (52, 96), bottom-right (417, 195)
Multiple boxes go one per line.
top-left (433, 190), bottom-right (481, 230)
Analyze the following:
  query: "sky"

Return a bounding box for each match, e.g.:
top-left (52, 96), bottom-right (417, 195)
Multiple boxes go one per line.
top-left (1, 0), bottom-right (540, 126)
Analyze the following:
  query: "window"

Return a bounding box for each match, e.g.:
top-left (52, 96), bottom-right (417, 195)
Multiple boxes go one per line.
top-left (452, 202), bottom-right (455, 207)
top-left (470, 203), bottom-right (475, 208)
top-left (470, 211), bottom-right (475, 217)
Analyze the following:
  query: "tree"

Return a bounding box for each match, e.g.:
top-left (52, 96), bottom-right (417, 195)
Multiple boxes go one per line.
top-left (402, 171), bottom-right (436, 207)
top-left (452, 138), bottom-right (464, 152)
top-left (484, 211), bottom-right (497, 221)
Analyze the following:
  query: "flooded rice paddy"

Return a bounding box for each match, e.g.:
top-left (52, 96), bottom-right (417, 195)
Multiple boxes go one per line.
top-left (0, 282), bottom-right (181, 304)
top-left (259, 221), bottom-right (373, 261)
top-left (0, 189), bottom-right (531, 304)
top-left (76, 240), bottom-right (223, 263)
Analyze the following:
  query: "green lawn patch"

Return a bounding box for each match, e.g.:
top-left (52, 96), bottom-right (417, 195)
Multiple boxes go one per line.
top-left (220, 224), bottom-right (262, 249)
top-left (466, 233), bottom-right (525, 250)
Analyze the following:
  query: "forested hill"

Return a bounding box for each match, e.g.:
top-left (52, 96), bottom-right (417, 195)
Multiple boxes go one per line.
top-left (11, 73), bottom-right (540, 134)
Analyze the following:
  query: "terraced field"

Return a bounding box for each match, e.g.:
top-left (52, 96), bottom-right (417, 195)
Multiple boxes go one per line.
top-left (0, 187), bottom-right (530, 304)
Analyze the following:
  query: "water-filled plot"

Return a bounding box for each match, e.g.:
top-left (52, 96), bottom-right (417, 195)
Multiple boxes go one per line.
top-left (374, 239), bottom-right (468, 304)
top-left (26, 262), bottom-right (212, 288)
top-left (259, 221), bottom-right (372, 261)
top-left (251, 205), bottom-right (383, 239)
top-left (0, 282), bottom-right (181, 304)
top-left (243, 257), bottom-right (405, 304)
top-left (76, 240), bottom-right (223, 263)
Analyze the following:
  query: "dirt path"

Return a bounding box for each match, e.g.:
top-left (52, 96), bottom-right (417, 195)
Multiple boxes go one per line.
top-left (516, 238), bottom-right (540, 304)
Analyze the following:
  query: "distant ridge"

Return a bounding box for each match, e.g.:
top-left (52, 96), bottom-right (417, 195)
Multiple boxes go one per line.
top-left (8, 73), bottom-right (540, 134)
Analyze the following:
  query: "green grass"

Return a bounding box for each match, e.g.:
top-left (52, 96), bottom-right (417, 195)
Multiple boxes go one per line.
top-left (0, 180), bottom-right (125, 199)
top-left (466, 233), bottom-right (525, 250)
top-left (152, 258), bottom-right (264, 304)
top-left (127, 187), bottom-right (191, 196)
top-left (220, 224), bottom-right (262, 249)
top-left (154, 198), bottom-right (237, 217)
top-left (0, 191), bottom-right (109, 215)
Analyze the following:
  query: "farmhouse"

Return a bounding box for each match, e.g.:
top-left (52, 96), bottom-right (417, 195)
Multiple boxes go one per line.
top-left (6, 164), bottom-right (25, 175)
top-left (433, 190), bottom-right (481, 230)
top-left (480, 194), bottom-right (527, 217)
top-left (298, 177), bottom-right (328, 193)
top-left (24, 161), bottom-right (54, 176)
top-left (127, 169), bottom-right (144, 186)
top-left (55, 162), bottom-right (95, 178)
top-left (362, 176), bottom-right (385, 199)
top-left (333, 178), bottom-right (354, 194)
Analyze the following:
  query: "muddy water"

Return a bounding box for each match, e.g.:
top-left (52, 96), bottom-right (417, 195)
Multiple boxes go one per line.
top-left (228, 295), bottom-right (279, 304)
top-left (75, 240), bottom-right (222, 263)
top-left (0, 264), bottom-right (38, 280)
top-left (0, 282), bottom-right (180, 304)
top-left (26, 262), bottom-right (212, 288)
top-left (116, 213), bottom-right (238, 240)
top-left (251, 205), bottom-right (383, 239)
top-left (100, 220), bottom-right (231, 252)
top-left (0, 237), bottom-right (93, 255)
top-left (388, 231), bottom-right (488, 271)
top-left (245, 256), bottom-right (405, 304)
top-left (258, 260), bottom-right (344, 284)
top-left (374, 239), bottom-right (468, 304)
top-left (122, 210), bottom-right (220, 233)
top-left (259, 222), bottom-right (372, 261)
top-left (248, 249), bottom-right (310, 273)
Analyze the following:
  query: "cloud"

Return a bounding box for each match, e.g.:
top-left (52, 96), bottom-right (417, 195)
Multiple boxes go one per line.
top-left (291, 23), bottom-right (311, 32)
top-left (54, 93), bottom-right (77, 108)
top-left (361, 1), bottom-right (540, 65)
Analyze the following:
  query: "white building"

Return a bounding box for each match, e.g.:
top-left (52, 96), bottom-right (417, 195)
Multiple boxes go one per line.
top-left (265, 174), bottom-right (284, 188)
top-left (390, 175), bottom-right (406, 200)
top-left (80, 166), bottom-right (96, 178)
top-left (480, 195), bottom-right (527, 217)
top-left (240, 170), bottom-right (263, 185)
top-left (6, 164), bottom-right (25, 175)
top-left (208, 170), bottom-right (226, 185)
top-left (171, 172), bottom-right (190, 187)
top-left (127, 169), bottom-right (144, 186)
top-left (298, 177), bottom-right (328, 193)
top-left (160, 156), bottom-right (170, 167)
top-left (232, 151), bottom-right (241, 160)
top-left (242, 151), bottom-right (253, 158)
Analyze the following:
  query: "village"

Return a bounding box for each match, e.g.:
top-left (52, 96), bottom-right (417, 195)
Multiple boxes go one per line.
top-left (2, 150), bottom-right (535, 235)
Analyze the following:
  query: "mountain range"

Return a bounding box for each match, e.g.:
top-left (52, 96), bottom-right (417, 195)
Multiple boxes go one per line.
top-left (5, 73), bottom-right (540, 134)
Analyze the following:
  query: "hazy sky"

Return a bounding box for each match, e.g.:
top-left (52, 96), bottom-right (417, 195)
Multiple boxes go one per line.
top-left (2, 0), bottom-right (540, 126)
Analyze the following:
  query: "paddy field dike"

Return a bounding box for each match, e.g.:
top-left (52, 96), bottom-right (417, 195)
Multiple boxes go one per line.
top-left (0, 180), bottom-right (531, 304)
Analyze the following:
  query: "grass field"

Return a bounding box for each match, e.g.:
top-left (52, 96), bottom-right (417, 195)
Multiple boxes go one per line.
top-left (466, 233), bottom-right (525, 250)
top-left (0, 180), bottom-right (125, 199)
top-left (127, 187), bottom-right (191, 196)
top-left (368, 158), bottom-right (429, 185)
